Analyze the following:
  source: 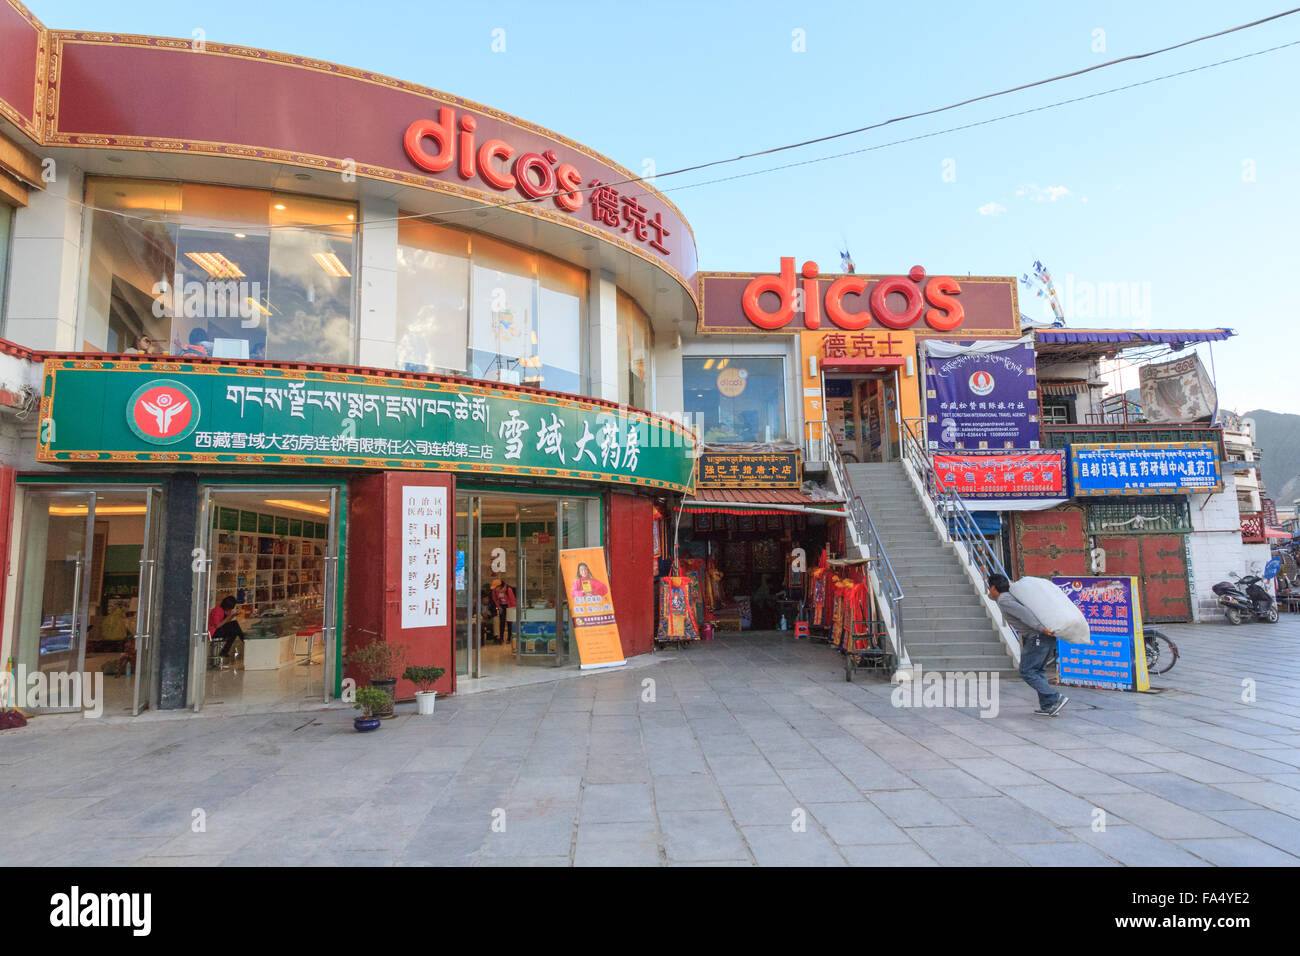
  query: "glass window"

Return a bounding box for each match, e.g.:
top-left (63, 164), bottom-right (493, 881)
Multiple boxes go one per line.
top-left (539, 258), bottom-right (586, 395)
top-left (396, 220), bottom-right (470, 374)
top-left (470, 234), bottom-right (540, 386)
top-left (0, 203), bottom-right (13, 328)
top-left (617, 291), bottom-right (653, 408)
top-left (683, 356), bottom-right (787, 443)
top-left (79, 178), bottom-right (357, 363)
top-left (397, 219), bottom-right (587, 393)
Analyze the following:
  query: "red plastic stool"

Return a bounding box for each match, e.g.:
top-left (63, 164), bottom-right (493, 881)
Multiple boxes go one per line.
top-left (794, 622), bottom-right (810, 640)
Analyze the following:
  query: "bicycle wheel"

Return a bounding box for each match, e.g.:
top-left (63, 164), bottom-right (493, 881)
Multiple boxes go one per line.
top-left (1145, 633), bottom-right (1179, 675)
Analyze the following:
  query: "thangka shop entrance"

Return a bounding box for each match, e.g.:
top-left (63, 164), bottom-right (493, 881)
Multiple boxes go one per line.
top-left (669, 493), bottom-right (845, 635)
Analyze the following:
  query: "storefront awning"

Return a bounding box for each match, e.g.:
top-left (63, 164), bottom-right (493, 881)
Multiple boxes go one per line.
top-left (682, 488), bottom-right (844, 517)
top-left (1036, 329), bottom-right (1235, 345)
top-left (1038, 378), bottom-right (1102, 396)
top-left (1035, 328), bottom-right (1235, 363)
top-left (1265, 527), bottom-right (1290, 539)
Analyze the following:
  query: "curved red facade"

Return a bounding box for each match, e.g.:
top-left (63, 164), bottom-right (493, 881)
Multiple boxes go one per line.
top-left (0, 7), bottom-right (697, 301)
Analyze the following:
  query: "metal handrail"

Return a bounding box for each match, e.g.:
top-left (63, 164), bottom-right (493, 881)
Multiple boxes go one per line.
top-left (852, 493), bottom-right (906, 663)
top-left (804, 418), bottom-right (831, 465)
top-left (900, 417), bottom-right (1010, 583)
top-left (810, 417), bottom-right (907, 664)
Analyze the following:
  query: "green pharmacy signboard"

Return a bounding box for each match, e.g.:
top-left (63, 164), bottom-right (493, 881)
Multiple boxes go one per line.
top-left (39, 360), bottom-right (697, 493)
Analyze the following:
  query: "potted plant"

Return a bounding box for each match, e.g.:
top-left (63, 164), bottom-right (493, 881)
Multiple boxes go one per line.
top-left (403, 665), bottom-right (446, 715)
top-left (352, 686), bottom-right (390, 733)
top-left (344, 642), bottom-right (407, 718)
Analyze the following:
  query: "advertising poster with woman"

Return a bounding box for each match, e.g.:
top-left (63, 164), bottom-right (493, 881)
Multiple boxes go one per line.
top-left (559, 548), bottom-right (626, 669)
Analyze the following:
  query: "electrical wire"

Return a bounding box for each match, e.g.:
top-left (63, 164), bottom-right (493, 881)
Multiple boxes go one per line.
top-left (48, 24), bottom-right (1300, 234)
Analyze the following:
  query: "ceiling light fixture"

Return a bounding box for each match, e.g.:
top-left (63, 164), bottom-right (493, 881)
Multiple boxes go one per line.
top-left (49, 505), bottom-right (148, 516)
top-left (263, 499), bottom-right (331, 517)
top-left (185, 252), bottom-right (246, 278)
top-left (311, 252), bottom-right (352, 278)
top-left (244, 297), bottom-right (274, 317)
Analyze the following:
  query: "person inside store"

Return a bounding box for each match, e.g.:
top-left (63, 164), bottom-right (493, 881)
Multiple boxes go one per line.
top-left (208, 595), bottom-right (246, 659)
top-left (178, 327), bottom-right (213, 358)
top-left (987, 573), bottom-right (1068, 717)
top-left (751, 574), bottom-right (780, 630)
top-left (489, 577), bottom-right (516, 646)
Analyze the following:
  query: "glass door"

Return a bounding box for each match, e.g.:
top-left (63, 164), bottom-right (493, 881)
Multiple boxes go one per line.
top-left (320, 487), bottom-right (339, 703)
top-left (14, 489), bottom-right (97, 713)
top-left (454, 493), bottom-right (481, 678)
top-left (190, 488), bottom-right (215, 711)
top-left (555, 498), bottom-right (591, 666)
top-left (132, 487), bottom-right (164, 715)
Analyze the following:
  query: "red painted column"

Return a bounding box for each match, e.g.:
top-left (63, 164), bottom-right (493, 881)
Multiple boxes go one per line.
top-left (345, 471), bottom-right (456, 698)
top-left (606, 492), bottom-right (655, 657)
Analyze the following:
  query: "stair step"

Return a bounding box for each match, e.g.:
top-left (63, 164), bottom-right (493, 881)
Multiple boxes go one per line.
top-left (905, 659), bottom-right (1017, 673)
top-left (904, 629), bottom-right (1003, 644)
top-left (907, 643), bottom-right (1011, 658)
top-left (899, 609), bottom-right (988, 623)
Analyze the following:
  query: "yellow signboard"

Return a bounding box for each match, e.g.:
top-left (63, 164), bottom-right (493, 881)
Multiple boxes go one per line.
top-left (559, 548), bottom-right (626, 669)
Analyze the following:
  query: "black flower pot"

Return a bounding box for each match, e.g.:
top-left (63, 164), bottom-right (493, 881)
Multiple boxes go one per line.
top-left (370, 678), bottom-right (398, 719)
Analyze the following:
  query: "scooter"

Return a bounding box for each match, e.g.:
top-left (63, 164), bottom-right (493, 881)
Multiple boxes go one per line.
top-left (1212, 573), bottom-right (1278, 625)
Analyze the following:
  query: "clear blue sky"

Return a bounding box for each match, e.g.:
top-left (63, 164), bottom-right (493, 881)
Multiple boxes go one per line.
top-left (33, 0), bottom-right (1300, 413)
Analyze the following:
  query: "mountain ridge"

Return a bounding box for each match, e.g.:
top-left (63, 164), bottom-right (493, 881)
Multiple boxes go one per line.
top-left (1243, 409), bottom-right (1300, 507)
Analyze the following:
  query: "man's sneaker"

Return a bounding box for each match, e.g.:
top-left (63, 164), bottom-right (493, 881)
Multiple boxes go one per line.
top-left (1048, 696), bottom-right (1069, 717)
top-left (1033, 707), bottom-right (1052, 716)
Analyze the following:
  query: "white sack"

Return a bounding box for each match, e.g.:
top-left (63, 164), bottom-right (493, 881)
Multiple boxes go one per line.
top-left (1008, 576), bottom-right (1093, 645)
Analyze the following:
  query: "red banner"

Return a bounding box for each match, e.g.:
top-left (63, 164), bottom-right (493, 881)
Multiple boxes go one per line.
top-left (934, 451), bottom-right (1065, 499)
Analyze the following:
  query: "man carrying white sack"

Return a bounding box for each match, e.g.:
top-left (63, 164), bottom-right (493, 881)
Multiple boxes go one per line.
top-left (988, 572), bottom-right (1069, 717)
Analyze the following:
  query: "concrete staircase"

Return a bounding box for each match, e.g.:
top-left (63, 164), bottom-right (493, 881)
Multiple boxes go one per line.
top-left (844, 461), bottom-right (1016, 673)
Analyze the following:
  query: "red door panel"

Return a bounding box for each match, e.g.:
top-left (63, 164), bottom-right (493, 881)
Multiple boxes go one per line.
top-left (1095, 533), bottom-right (1191, 623)
top-left (1098, 535), bottom-right (1140, 577)
top-left (1013, 507), bottom-right (1089, 578)
top-left (1139, 535), bottom-right (1191, 623)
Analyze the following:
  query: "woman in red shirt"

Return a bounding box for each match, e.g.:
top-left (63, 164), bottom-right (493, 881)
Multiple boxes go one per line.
top-left (209, 595), bottom-right (245, 657)
top-left (489, 577), bottom-right (516, 646)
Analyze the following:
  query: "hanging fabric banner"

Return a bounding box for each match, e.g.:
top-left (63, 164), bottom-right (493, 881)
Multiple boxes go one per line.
top-left (924, 338), bottom-right (1040, 450)
top-left (656, 576), bottom-right (700, 642)
top-left (933, 450), bottom-right (1068, 510)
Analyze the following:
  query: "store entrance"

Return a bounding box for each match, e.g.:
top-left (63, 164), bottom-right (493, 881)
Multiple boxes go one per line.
top-left (675, 509), bottom-right (837, 633)
top-left (12, 486), bottom-right (165, 716)
top-left (454, 492), bottom-right (595, 681)
top-left (190, 487), bottom-right (340, 711)
top-left (824, 373), bottom-right (897, 463)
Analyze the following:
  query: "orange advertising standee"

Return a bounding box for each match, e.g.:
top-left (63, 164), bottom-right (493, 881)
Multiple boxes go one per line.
top-left (559, 548), bottom-right (626, 669)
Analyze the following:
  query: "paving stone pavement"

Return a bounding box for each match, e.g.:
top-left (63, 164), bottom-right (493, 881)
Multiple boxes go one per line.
top-left (4, 617), bottom-right (1300, 866)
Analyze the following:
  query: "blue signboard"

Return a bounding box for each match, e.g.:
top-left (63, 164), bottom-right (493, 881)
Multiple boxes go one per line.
top-left (1050, 576), bottom-right (1150, 692)
top-left (924, 341), bottom-right (1040, 450)
top-left (1071, 441), bottom-right (1221, 496)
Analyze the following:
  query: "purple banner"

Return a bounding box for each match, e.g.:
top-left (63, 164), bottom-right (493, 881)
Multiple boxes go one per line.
top-left (925, 341), bottom-right (1040, 450)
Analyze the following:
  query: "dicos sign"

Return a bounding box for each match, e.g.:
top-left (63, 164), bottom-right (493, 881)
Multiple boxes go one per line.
top-left (743, 259), bottom-right (966, 332)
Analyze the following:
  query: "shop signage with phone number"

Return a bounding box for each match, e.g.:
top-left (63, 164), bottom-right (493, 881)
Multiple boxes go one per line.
top-left (38, 360), bottom-right (697, 493)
